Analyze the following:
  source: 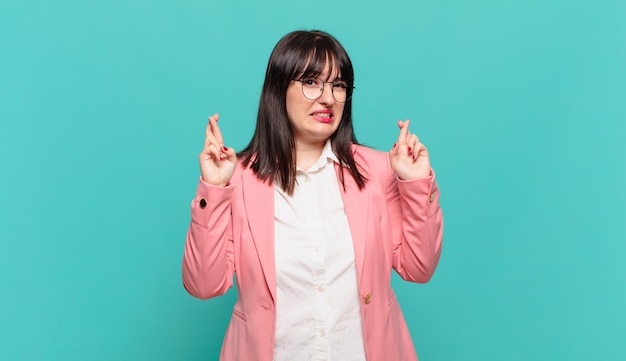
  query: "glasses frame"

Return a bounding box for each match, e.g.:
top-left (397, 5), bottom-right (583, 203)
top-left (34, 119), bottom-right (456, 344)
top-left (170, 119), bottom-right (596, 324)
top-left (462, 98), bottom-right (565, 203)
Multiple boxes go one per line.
top-left (292, 78), bottom-right (355, 103)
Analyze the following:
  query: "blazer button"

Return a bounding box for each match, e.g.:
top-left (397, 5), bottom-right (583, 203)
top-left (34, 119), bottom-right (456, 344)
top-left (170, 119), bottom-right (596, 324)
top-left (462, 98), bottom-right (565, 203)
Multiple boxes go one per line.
top-left (364, 294), bottom-right (371, 304)
top-left (429, 193), bottom-right (436, 202)
top-left (199, 199), bottom-right (207, 209)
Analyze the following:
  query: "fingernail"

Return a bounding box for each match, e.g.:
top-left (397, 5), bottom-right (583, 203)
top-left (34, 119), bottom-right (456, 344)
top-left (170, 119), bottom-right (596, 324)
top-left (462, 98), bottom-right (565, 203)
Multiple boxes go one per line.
top-left (222, 146), bottom-right (228, 152)
top-left (412, 154), bottom-right (417, 160)
top-left (393, 142), bottom-right (397, 148)
top-left (408, 147), bottom-right (413, 152)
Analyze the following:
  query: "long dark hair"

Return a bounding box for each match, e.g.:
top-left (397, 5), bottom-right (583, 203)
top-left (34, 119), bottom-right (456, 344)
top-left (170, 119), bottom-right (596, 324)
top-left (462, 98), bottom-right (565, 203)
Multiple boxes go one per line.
top-left (238, 30), bottom-right (367, 195)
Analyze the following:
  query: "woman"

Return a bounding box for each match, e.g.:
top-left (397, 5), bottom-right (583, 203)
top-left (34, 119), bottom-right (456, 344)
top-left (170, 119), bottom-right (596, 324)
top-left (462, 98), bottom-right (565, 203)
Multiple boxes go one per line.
top-left (183, 30), bottom-right (443, 361)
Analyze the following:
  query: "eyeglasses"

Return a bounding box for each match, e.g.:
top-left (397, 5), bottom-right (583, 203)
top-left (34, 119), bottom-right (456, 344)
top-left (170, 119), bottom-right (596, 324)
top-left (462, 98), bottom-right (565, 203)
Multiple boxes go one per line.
top-left (292, 78), bottom-right (354, 103)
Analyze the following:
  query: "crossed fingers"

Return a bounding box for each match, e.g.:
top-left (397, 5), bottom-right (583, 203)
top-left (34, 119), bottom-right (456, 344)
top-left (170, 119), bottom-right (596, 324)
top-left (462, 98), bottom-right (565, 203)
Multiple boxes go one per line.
top-left (203, 113), bottom-right (229, 161)
top-left (394, 120), bottom-right (422, 161)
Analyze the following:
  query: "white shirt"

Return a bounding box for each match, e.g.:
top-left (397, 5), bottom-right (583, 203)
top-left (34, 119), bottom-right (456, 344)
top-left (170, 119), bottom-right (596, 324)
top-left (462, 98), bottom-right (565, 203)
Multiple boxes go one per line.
top-left (273, 141), bottom-right (367, 361)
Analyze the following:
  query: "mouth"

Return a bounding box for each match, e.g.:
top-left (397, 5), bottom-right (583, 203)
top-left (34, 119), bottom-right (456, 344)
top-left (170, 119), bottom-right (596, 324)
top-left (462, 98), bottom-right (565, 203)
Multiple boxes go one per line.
top-left (311, 111), bottom-right (334, 123)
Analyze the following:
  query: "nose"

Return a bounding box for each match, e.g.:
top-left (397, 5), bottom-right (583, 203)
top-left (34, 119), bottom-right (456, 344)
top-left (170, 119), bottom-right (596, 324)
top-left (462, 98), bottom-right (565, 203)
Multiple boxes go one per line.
top-left (317, 82), bottom-right (335, 104)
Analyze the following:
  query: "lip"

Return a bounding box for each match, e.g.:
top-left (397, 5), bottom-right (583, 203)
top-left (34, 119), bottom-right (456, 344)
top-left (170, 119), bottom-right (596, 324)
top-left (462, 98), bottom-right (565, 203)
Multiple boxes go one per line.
top-left (311, 110), bottom-right (334, 123)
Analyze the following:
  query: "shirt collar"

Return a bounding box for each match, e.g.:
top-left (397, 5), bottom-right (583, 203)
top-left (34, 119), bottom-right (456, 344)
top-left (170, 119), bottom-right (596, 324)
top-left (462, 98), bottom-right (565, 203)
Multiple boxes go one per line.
top-left (321, 139), bottom-right (339, 164)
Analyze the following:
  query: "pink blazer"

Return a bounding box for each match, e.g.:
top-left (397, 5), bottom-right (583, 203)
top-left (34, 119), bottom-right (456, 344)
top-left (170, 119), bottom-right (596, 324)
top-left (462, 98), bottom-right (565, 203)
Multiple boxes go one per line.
top-left (183, 144), bottom-right (443, 361)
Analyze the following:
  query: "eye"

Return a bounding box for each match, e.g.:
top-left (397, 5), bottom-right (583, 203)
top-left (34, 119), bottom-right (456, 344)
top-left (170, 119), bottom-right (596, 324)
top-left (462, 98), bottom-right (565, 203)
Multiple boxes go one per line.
top-left (302, 78), bottom-right (320, 87)
top-left (333, 82), bottom-right (348, 90)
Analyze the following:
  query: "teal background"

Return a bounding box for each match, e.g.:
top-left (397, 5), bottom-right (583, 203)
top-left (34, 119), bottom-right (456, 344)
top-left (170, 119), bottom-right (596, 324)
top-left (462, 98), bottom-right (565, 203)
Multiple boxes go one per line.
top-left (1, 0), bottom-right (625, 360)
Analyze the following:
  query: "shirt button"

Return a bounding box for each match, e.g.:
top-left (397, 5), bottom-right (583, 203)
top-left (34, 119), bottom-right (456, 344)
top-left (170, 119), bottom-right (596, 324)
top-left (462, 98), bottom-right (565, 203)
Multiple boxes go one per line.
top-left (320, 328), bottom-right (326, 337)
top-left (364, 293), bottom-right (372, 304)
top-left (199, 199), bottom-right (207, 208)
top-left (429, 192), bottom-right (436, 202)
top-left (316, 286), bottom-right (325, 293)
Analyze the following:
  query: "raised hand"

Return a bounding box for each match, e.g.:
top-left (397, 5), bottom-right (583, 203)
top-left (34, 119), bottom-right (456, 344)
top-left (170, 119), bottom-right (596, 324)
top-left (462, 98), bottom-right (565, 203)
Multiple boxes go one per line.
top-left (199, 113), bottom-right (237, 186)
top-left (389, 120), bottom-right (431, 180)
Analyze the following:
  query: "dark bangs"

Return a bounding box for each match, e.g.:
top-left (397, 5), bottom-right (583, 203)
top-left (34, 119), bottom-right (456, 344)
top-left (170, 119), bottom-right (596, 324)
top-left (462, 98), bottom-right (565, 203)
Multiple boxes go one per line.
top-left (293, 47), bottom-right (353, 85)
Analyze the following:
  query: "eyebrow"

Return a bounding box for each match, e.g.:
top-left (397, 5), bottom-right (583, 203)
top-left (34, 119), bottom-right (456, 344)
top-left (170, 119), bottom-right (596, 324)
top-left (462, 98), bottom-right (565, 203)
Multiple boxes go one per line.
top-left (297, 73), bottom-right (345, 83)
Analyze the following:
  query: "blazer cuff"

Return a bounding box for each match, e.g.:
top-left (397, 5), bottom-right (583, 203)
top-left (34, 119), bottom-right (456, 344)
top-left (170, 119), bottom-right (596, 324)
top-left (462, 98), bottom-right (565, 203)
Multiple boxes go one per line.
top-left (190, 177), bottom-right (235, 228)
top-left (397, 169), bottom-right (440, 218)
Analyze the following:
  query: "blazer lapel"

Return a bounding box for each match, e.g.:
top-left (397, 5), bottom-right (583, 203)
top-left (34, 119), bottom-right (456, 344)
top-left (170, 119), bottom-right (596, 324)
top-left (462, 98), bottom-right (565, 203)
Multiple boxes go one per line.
top-left (242, 170), bottom-right (276, 302)
top-left (335, 163), bottom-right (369, 285)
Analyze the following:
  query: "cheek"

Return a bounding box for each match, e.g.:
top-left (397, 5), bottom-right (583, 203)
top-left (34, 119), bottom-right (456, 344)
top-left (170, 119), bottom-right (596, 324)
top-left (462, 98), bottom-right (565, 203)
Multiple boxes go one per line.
top-left (335, 105), bottom-right (345, 122)
top-left (286, 99), bottom-right (304, 124)
top-left (285, 88), bottom-right (305, 120)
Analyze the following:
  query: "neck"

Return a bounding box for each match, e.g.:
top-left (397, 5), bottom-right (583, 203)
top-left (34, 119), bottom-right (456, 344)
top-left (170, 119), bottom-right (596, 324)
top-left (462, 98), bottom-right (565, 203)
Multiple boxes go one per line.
top-left (295, 140), bottom-right (326, 171)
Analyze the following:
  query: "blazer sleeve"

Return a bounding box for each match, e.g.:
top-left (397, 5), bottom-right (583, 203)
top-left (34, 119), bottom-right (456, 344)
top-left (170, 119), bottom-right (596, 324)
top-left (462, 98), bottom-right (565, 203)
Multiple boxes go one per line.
top-left (387, 162), bottom-right (444, 283)
top-left (182, 177), bottom-right (236, 299)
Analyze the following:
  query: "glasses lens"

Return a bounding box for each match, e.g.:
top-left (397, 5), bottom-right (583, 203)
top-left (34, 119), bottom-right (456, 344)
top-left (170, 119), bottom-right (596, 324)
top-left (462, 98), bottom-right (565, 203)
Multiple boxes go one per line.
top-left (301, 79), bottom-right (323, 100)
top-left (331, 83), bottom-right (348, 103)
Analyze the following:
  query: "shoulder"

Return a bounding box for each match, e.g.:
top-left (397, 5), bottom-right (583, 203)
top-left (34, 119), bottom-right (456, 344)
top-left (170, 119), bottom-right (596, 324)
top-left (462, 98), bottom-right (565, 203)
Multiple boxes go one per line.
top-left (350, 143), bottom-right (390, 168)
top-left (350, 144), bottom-right (392, 183)
top-left (221, 159), bottom-right (253, 187)
top-left (351, 143), bottom-right (386, 156)
top-left (231, 157), bottom-right (272, 187)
